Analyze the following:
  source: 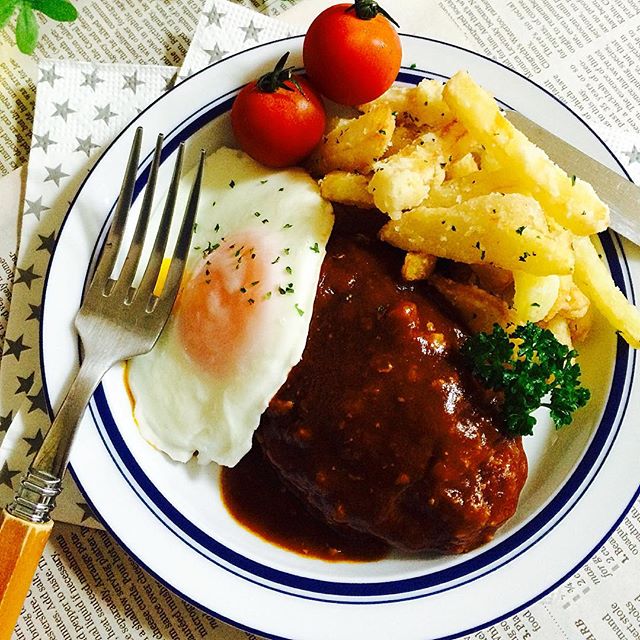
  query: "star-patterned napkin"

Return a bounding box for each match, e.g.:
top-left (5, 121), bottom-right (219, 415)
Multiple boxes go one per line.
top-left (0, 0), bottom-right (304, 528)
top-left (0, 59), bottom-right (178, 525)
top-left (179, 0), bottom-right (301, 79)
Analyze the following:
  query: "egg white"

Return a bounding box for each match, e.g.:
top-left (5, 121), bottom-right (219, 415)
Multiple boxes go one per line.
top-left (127, 147), bottom-right (334, 466)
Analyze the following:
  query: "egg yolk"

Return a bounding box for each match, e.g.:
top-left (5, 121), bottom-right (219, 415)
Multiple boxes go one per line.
top-left (176, 234), bottom-right (274, 375)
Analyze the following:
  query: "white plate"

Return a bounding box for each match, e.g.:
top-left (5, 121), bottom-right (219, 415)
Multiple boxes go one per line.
top-left (41, 36), bottom-right (640, 640)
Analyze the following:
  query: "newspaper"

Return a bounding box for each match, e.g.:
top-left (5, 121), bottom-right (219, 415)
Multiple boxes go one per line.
top-left (14, 523), bottom-right (254, 640)
top-left (0, 167), bottom-right (24, 347)
top-left (438, 0), bottom-right (640, 134)
top-left (3, 0), bottom-right (640, 638)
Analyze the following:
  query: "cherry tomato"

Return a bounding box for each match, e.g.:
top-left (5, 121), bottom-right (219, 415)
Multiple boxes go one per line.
top-left (231, 52), bottom-right (326, 168)
top-left (303, 1), bottom-right (402, 106)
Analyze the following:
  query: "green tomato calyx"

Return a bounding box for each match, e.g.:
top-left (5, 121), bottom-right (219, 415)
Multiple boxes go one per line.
top-left (257, 52), bottom-right (304, 95)
top-left (348, 0), bottom-right (400, 28)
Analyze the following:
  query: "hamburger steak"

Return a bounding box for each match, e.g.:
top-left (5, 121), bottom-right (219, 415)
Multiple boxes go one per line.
top-left (257, 214), bottom-right (528, 554)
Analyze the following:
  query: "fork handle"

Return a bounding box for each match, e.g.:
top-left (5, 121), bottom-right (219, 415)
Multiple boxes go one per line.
top-left (31, 356), bottom-right (109, 496)
top-left (7, 357), bottom-right (106, 526)
top-left (0, 509), bottom-right (53, 640)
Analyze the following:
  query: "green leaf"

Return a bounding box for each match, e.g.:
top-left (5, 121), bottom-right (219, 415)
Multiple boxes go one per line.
top-left (31, 0), bottom-right (77, 21)
top-left (15, 3), bottom-right (38, 54)
top-left (0, 0), bottom-right (18, 28)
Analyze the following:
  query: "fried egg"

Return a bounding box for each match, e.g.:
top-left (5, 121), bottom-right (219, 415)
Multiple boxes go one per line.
top-left (127, 147), bottom-right (334, 466)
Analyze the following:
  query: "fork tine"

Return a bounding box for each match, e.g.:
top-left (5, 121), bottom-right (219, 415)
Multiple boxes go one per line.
top-left (113, 133), bottom-right (164, 296)
top-left (89, 127), bottom-right (143, 293)
top-left (136, 142), bottom-right (185, 302)
top-left (155, 150), bottom-right (206, 313)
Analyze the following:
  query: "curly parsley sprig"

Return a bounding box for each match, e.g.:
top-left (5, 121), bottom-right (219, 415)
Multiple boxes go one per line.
top-left (1, 0), bottom-right (78, 55)
top-left (462, 322), bottom-right (591, 436)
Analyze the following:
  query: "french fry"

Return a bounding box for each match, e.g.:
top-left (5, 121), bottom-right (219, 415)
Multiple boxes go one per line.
top-left (385, 124), bottom-right (421, 156)
top-left (319, 171), bottom-right (374, 208)
top-left (429, 274), bottom-right (514, 333)
top-left (542, 315), bottom-right (573, 348)
top-left (360, 79), bottom-right (455, 130)
top-left (411, 79), bottom-right (456, 129)
top-left (368, 132), bottom-right (446, 214)
top-left (402, 252), bottom-right (437, 281)
top-left (544, 275), bottom-right (590, 321)
top-left (568, 306), bottom-right (593, 344)
top-left (306, 105), bottom-right (395, 176)
top-left (424, 168), bottom-right (518, 208)
top-left (359, 85), bottom-right (413, 117)
top-left (443, 71), bottom-right (609, 235)
top-left (445, 153), bottom-right (478, 180)
top-left (512, 272), bottom-right (560, 324)
top-left (380, 194), bottom-right (574, 276)
top-left (470, 263), bottom-right (514, 296)
top-left (572, 236), bottom-right (640, 347)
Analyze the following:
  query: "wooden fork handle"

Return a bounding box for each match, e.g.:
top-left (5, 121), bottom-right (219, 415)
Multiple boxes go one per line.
top-left (0, 508), bottom-right (53, 640)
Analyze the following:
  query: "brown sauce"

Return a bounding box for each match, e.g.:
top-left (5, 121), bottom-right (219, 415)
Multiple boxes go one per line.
top-left (220, 445), bottom-right (389, 561)
top-left (221, 208), bottom-right (527, 559)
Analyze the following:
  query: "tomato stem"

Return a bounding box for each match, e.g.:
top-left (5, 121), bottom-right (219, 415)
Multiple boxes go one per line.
top-left (348, 0), bottom-right (400, 28)
top-left (256, 52), bottom-right (304, 95)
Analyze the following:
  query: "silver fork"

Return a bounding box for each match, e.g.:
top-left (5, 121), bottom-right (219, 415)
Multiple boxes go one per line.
top-left (0, 127), bottom-right (205, 633)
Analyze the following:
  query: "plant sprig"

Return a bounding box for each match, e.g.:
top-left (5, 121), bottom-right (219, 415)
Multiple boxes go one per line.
top-left (1, 0), bottom-right (78, 55)
top-left (256, 51), bottom-right (304, 95)
top-left (463, 322), bottom-right (591, 436)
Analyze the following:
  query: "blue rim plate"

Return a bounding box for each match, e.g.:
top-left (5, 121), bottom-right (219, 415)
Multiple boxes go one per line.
top-left (40, 36), bottom-right (640, 640)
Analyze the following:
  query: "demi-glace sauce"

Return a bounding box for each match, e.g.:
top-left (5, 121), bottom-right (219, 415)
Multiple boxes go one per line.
top-left (221, 209), bottom-right (526, 559)
top-left (221, 445), bottom-right (389, 561)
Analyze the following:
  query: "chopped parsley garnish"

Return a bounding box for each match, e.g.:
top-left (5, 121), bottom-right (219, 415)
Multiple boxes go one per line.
top-left (262, 218), bottom-right (269, 224)
top-left (515, 226), bottom-right (526, 235)
top-left (254, 211), bottom-right (261, 217)
top-left (462, 322), bottom-right (590, 436)
top-left (283, 223), bottom-right (293, 229)
top-left (295, 304), bottom-right (304, 316)
top-left (202, 242), bottom-right (219, 257)
top-left (279, 283), bottom-right (295, 295)
top-left (193, 223), bottom-right (198, 233)
top-left (271, 256), bottom-right (280, 264)
top-left (310, 242), bottom-right (320, 253)
top-left (260, 179), bottom-right (268, 184)
top-left (285, 266), bottom-right (292, 274)
top-left (263, 291), bottom-right (272, 300)
top-left (239, 287), bottom-right (247, 293)
top-left (278, 187), bottom-right (285, 192)
top-left (229, 180), bottom-right (235, 188)
top-left (409, 63), bottom-right (417, 69)
top-left (571, 175), bottom-right (577, 186)
top-left (283, 247), bottom-right (290, 255)
top-left (214, 223), bottom-right (220, 232)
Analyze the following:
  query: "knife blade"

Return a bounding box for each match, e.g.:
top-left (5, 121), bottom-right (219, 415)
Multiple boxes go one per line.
top-left (505, 110), bottom-right (640, 246)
